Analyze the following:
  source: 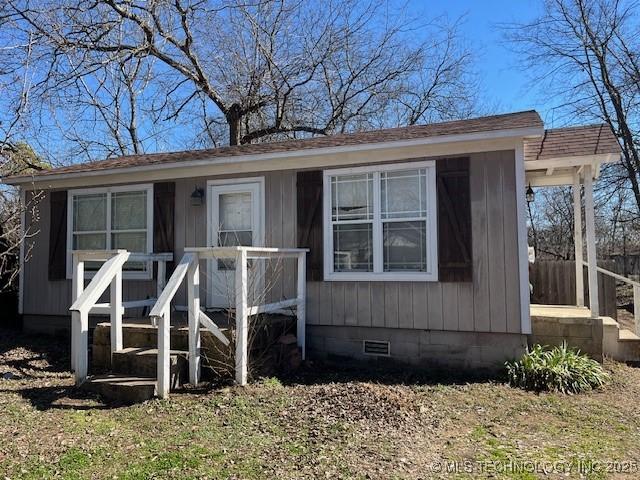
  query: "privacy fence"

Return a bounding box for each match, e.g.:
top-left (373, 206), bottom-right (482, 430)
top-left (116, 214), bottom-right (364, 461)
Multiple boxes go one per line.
top-left (529, 260), bottom-right (617, 319)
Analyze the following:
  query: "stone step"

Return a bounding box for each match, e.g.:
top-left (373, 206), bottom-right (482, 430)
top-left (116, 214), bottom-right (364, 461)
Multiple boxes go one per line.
top-left (112, 347), bottom-right (188, 388)
top-left (82, 374), bottom-right (157, 404)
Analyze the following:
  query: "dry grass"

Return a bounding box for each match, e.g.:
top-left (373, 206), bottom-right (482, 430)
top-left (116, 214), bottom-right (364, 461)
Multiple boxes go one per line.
top-left (1, 328), bottom-right (640, 479)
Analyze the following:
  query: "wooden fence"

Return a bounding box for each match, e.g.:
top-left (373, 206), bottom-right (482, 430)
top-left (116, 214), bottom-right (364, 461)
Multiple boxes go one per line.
top-left (530, 260), bottom-right (618, 319)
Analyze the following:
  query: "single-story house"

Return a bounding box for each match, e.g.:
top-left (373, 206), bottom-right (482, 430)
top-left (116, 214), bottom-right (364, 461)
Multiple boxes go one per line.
top-left (3, 110), bottom-right (632, 398)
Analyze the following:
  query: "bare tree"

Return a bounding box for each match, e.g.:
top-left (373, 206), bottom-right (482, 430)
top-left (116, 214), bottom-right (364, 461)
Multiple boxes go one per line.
top-left (504, 0), bottom-right (640, 214)
top-left (4, 0), bottom-right (479, 150)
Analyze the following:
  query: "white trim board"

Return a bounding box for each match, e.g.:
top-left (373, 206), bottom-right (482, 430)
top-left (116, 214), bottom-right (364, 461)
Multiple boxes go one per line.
top-left (515, 144), bottom-right (531, 334)
top-left (524, 152), bottom-right (619, 171)
top-left (18, 187), bottom-right (25, 315)
top-left (8, 130), bottom-right (540, 189)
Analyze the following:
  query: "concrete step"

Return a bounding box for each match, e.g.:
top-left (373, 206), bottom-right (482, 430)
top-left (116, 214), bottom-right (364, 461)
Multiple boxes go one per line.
top-left (94, 323), bottom-right (190, 350)
top-left (602, 317), bottom-right (640, 362)
top-left (618, 328), bottom-right (640, 342)
top-left (81, 374), bottom-right (157, 403)
top-left (112, 347), bottom-right (188, 388)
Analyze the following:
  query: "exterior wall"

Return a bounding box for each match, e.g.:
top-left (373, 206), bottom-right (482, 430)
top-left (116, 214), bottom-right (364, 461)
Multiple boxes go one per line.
top-left (22, 171), bottom-right (298, 318)
top-left (22, 190), bottom-right (157, 317)
top-left (22, 149), bottom-right (523, 341)
top-left (307, 150), bottom-right (522, 334)
top-left (308, 325), bottom-right (527, 370)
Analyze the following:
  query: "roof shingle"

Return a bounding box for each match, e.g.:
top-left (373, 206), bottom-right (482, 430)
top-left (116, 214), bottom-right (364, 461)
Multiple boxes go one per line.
top-left (8, 110), bottom-right (542, 179)
top-left (524, 124), bottom-right (620, 162)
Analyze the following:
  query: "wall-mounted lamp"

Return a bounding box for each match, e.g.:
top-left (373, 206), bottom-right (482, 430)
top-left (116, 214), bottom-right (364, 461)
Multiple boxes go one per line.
top-left (190, 186), bottom-right (205, 206)
top-left (525, 184), bottom-right (535, 203)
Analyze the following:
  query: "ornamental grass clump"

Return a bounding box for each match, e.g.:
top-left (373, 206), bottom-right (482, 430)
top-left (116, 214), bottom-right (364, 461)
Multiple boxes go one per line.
top-left (505, 342), bottom-right (609, 394)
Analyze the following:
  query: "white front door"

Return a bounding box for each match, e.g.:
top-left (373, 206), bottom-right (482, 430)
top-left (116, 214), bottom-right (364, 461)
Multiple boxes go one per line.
top-left (207, 180), bottom-right (264, 308)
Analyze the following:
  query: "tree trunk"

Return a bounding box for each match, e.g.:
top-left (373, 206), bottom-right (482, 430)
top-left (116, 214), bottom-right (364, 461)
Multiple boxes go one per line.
top-left (226, 104), bottom-right (242, 146)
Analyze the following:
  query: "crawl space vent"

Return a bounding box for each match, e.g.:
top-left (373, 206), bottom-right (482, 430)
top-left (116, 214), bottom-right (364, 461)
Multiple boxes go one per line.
top-left (363, 340), bottom-right (390, 356)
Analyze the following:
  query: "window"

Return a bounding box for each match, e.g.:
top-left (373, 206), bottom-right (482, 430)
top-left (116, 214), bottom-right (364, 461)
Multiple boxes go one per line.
top-left (324, 161), bottom-right (438, 281)
top-left (67, 184), bottom-right (153, 279)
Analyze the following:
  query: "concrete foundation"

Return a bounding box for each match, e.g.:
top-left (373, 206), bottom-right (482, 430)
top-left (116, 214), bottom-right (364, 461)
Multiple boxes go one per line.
top-left (307, 325), bottom-right (528, 370)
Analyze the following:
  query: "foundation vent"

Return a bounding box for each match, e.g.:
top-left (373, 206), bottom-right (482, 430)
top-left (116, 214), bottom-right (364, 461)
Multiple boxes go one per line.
top-left (363, 340), bottom-right (390, 356)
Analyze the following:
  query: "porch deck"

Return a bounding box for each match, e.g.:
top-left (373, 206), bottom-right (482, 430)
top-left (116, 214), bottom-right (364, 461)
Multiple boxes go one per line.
top-left (530, 304), bottom-right (592, 319)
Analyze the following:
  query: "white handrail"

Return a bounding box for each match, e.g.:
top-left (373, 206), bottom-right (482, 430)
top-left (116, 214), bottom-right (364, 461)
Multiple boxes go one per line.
top-left (149, 253), bottom-right (195, 319)
top-left (150, 246), bottom-right (308, 398)
top-left (582, 260), bottom-right (640, 288)
top-left (583, 260), bottom-right (640, 335)
top-left (70, 252), bottom-right (130, 312)
top-left (70, 250), bottom-right (173, 387)
top-left (148, 252), bottom-right (196, 398)
top-left (70, 251), bottom-right (129, 386)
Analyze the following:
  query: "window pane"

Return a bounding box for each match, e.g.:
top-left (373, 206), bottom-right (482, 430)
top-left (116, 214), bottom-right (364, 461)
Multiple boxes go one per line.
top-left (111, 232), bottom-right (147, 252)
top-left (381, 169), bottom-right (426, 219)
top-left (217, 230), bottom-right (252, 270)
top-left (219, 193), bottom-right (252, 231)
top-left (112, 191), bottom-right (147, 230)
top-left (331, 174), bottom-right (373, 221)
top-left (73, 194), bottom-right (106, 231)
top-left (112, 232), bottom-right (147, 272)
top-left (219, 230), bottom-right (253, 247)
top-left (383, 221), bottom-right (427, 271)
top-left (73, 232), bottom-right (107, 250)
top-left (333, 223), bottom-right (373, 272)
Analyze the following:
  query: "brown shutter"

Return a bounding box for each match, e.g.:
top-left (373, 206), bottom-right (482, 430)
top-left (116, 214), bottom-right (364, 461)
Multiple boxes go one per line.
top-left (297, 170), bottom-right (323, 281)
top-left (48, 190), bottom-right (68, 281)
top-left (153, 182), bottom-right (175, 277)
top-left (437, 157), bottom-right (472, 282)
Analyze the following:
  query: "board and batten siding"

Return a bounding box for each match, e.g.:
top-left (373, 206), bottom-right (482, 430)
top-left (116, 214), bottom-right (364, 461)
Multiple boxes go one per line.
top-left (306, 150), bottom-right (522, 334)
top-left (22, 150), bottom-right (521, 335)
top-left (22, 171), bottom-right (299, 316)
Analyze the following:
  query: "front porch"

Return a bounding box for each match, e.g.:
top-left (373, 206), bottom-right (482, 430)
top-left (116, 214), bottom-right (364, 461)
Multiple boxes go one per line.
top-left (524, 126), bottom-right (640, 361)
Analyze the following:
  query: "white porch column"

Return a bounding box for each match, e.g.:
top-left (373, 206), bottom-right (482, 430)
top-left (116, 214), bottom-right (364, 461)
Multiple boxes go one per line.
top-left (187, 258), bottom-right (201, 385)
top-left (572, 170), bottom-right (585, 307)
top-left (583, 165), bottom-right (599, 317)
top-left (235, 249), bottom-right (249, 386)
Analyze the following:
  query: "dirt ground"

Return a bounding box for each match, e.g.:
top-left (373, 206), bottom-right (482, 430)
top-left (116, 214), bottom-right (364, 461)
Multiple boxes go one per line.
top-left (2, 328), bottom-right (640, 479)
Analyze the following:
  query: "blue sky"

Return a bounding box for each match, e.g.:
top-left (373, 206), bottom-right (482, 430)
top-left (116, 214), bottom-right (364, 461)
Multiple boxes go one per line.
top-left (422, 0), bottom-right (558, 123)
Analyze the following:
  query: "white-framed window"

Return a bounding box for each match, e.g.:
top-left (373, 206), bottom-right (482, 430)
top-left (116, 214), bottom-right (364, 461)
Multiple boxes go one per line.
top-left (323, 161), bottom-right (438, 281)
top-left (66, 184), bottom-right (154, 280)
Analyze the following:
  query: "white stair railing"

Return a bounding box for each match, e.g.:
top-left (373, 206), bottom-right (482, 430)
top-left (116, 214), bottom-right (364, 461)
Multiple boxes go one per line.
top-left (149, 252), bottom-right (197, 398)
top-left (150, 246), bottom-right (308, 399)
top-left (583, 260), bottom-right (640, 335)
top-left (69, 250), bottom-right (173, 385)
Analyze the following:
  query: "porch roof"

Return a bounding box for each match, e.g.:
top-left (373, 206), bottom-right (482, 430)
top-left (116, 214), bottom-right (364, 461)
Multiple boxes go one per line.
top-left (524, 124), bottom-right (621, 186)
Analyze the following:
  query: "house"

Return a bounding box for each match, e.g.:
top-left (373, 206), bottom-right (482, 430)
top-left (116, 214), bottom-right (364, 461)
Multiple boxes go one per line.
top-left (3, 110), bottom-right (633, 400)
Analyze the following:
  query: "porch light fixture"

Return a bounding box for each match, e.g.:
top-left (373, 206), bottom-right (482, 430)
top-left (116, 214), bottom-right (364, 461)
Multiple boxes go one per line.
top-left (190, 186), bottom-right (205, 206)
top-left (526, 184), bottom-right (535, 203)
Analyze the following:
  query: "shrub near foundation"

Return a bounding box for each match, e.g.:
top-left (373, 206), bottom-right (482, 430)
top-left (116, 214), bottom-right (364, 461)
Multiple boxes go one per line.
top-left (505, 342), bottom-right (609, 394)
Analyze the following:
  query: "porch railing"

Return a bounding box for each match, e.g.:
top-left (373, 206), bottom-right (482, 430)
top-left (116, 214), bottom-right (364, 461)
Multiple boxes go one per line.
top-left (69, 250), bottom-right (173, 385)
top-left (583, 260), bottom-right (640, 335)
top-left (149, 246), bottom-right (308, 398)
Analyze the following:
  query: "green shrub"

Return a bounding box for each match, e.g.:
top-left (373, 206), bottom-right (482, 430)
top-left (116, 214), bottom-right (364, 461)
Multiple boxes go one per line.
top-left (505, 342), bottom-right (609, 394)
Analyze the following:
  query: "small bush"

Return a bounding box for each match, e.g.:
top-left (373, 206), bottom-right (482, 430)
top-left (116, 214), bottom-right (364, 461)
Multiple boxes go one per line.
top-left (505, 342), bottom-right (609, 394)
